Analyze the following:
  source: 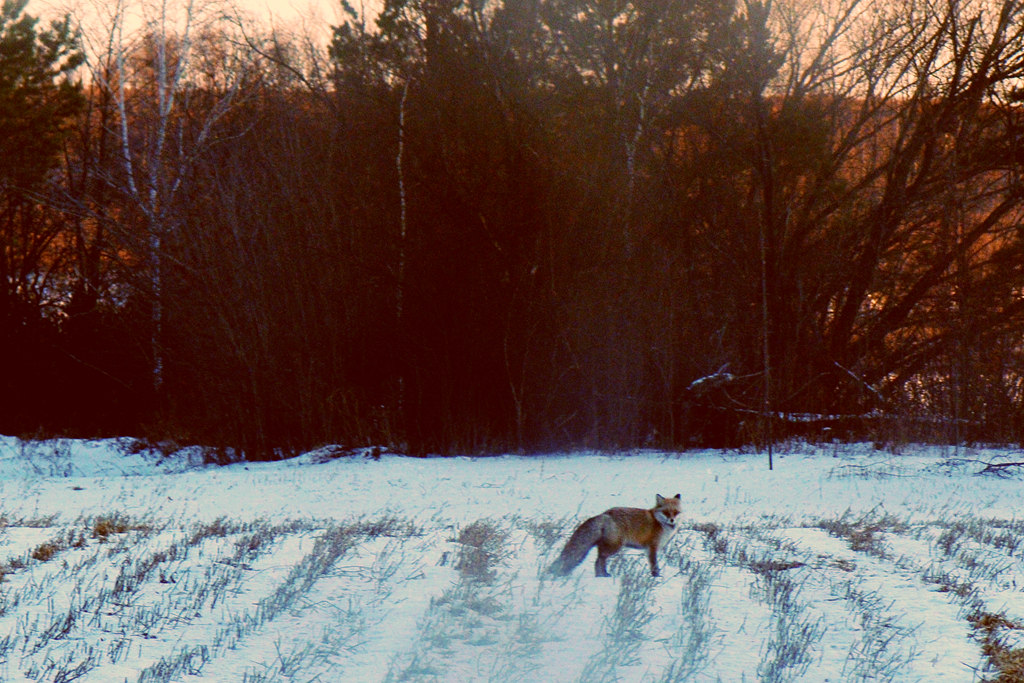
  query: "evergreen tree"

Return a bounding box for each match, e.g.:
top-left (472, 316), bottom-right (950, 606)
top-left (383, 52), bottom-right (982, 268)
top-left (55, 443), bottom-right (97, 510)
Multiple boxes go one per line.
top-left (0, 0), bottom-right (83, 434)
top-left (0, 0), bottom-right (83, 189)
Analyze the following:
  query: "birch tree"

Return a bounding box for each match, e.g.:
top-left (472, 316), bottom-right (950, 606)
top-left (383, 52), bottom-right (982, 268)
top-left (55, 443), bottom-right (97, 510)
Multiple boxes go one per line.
top-left (80, 0), bottom-right (246, 392)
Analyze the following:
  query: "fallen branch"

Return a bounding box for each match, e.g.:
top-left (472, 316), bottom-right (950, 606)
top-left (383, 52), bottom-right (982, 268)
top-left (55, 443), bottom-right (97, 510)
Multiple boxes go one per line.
top-left (976, 461), bottom-right (1024, 476)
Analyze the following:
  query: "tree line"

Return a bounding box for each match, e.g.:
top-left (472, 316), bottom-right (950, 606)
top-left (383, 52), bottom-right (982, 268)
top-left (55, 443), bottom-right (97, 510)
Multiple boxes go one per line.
top-left (5, 0), bottom-right (1024, 457)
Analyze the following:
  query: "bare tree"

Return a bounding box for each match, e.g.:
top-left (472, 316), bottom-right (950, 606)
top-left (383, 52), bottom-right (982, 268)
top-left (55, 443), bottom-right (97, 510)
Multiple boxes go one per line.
top-left (676, 0), bottom-right (1024, 442)
top-left (79, 0), bottom-right (247, 392)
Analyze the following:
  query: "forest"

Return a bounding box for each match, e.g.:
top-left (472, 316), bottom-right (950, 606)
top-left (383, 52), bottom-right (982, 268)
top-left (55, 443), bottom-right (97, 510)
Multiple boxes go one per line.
top-left (5, 0), bottom-right (1024, 457)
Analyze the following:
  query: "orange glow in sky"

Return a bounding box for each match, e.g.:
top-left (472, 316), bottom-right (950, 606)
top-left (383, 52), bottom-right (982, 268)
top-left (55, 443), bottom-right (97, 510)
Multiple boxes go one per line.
top-left (30, 0), bottom-right (350, 33)
top-left (237, 0), bottom-right (345, 28)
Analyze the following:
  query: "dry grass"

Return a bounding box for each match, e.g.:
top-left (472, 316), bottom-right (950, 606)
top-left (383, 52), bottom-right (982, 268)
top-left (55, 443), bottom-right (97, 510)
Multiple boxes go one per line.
top-left (970, 612), bottom-right (1024, 682)
top-left (818, 508), bottom-right (908, 557)
top-left (93, 513), bottom-right (154, 540)
top-left (30, 541), bottom-right (59, 562)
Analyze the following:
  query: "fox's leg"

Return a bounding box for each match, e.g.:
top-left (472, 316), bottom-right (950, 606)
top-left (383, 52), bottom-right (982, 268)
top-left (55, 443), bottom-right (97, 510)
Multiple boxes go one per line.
top-left (648, 547), bottom-right (660, 577)
top-left (595, 544), bottom-right (613, 577)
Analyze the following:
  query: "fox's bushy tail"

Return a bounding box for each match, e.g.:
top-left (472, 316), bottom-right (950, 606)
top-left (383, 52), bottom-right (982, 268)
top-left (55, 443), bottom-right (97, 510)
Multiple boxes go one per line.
top-left (549, 515), bottom-right (604, 576)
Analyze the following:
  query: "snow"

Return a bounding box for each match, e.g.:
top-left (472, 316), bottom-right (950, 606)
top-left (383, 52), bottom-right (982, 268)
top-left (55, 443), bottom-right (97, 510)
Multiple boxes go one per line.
top-left (0, 436), bottom-right (1022, 681)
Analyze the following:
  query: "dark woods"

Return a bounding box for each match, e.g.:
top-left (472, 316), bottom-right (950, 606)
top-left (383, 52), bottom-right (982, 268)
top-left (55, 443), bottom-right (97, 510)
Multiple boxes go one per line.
top-left (6, 0), bottom-right (1024, 457)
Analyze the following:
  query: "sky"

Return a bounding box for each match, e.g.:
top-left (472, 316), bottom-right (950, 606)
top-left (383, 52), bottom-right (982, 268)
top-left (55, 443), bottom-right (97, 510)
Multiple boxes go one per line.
top-left (233, 0), bottom-right (349, 48)
top-left (29, 0), bottom-right (352, 34)
top-left (236, 0), bottom-right (346, 29)
top-left (26, 0), bottom-right (360, 62)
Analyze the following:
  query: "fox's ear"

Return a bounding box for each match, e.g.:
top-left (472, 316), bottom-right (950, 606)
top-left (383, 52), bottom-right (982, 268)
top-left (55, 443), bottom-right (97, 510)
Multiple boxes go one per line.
top-left (674, 493), bottom-right (681, 500)
top-left (656, 494), bottom-right (665, 504)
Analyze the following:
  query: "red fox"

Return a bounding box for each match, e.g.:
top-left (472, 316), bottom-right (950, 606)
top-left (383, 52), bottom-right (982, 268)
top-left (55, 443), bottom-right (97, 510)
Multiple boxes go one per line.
top-left (550, 494), bottom-right (682, 577)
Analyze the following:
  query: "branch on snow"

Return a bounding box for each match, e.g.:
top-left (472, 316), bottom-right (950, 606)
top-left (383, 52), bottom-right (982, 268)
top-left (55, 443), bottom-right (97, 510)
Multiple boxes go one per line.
top-left (976, 460), bottom-right (1024, 477)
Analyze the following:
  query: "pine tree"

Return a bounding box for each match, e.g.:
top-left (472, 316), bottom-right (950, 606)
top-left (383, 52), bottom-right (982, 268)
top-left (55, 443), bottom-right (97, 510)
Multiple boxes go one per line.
top-left (0, 0), bottom-right (83, 190)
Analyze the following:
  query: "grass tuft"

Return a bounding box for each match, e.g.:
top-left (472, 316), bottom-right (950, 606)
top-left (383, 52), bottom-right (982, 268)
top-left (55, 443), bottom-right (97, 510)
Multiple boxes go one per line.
top-left (92, 512), bottom-right (153, 540)
top-left (970, 612), bottom-right (1024, 682)
top-left (818, 508), bottom-right (907, 557)
top-left (30, 542), bottom-right (59, 562)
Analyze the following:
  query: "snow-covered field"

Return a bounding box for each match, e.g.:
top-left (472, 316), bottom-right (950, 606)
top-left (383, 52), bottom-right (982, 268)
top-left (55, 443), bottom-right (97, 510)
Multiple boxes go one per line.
top-left (0, 437), bottom-right (1022, 682)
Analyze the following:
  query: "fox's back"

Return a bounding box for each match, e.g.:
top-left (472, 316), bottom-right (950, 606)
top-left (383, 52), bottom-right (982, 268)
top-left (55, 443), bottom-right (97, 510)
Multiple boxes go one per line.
top-left (603, 507), bottom-right (661, 546)
top-left (604, 506), bottom-right (654, 525)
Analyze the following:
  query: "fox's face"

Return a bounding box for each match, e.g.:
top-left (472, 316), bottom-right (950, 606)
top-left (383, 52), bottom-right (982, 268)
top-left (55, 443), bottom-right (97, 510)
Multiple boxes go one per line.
top-left (654, 493), bottom-right (682, 528)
